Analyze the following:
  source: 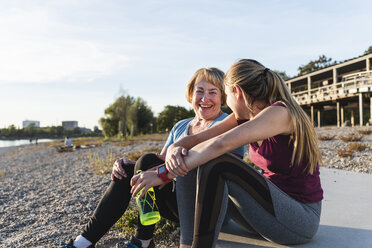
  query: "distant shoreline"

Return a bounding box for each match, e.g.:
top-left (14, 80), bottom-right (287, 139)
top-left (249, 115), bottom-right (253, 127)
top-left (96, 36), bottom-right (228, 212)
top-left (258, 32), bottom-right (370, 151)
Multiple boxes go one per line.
top-left (0, 136), bottom-right (63, 141)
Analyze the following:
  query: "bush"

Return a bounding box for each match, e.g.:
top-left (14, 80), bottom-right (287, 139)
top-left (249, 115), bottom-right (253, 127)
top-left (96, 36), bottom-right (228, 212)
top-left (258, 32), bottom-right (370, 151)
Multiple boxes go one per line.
top-left (318, 134), bottom-right (336, 140)
top-left (339, 134), bottom-right (364, 142)
top-left (336, 148), bottom-right (354, 157)
top-left (348, 142), bottom-right (369, 152)
top-left (126, 147), bottom-right (162, 161)
top-left (88, 148), bottom-right (119, 175)
top-left (357, 129), bottom-right (371, 135)
top-left (335, 142), bottom-right (369, 157)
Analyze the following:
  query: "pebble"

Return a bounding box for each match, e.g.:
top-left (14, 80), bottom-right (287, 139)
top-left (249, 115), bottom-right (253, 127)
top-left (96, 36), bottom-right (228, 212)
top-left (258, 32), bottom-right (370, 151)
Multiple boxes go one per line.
top-left (0, 141), bottom-right (163, 248)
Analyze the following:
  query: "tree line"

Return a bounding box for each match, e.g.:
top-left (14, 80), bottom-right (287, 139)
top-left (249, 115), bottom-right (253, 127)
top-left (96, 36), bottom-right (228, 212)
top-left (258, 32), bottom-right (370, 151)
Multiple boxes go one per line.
top-left (0, 124), bottom-right (102, 139)
top-left (99, 94), bottom-right (195, 138)
top-left (0, 97), bottom-right (196, 139)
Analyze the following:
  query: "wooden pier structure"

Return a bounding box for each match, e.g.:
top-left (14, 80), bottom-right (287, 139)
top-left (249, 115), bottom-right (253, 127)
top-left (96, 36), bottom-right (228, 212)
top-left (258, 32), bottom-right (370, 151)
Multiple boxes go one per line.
top-left (286, 53), bottom-right (372, 127)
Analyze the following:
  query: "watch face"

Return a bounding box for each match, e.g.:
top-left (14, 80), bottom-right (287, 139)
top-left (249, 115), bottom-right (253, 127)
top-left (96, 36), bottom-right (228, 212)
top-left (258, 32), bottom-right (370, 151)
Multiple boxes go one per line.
top-left (158, 165), bottom-right (166, 174)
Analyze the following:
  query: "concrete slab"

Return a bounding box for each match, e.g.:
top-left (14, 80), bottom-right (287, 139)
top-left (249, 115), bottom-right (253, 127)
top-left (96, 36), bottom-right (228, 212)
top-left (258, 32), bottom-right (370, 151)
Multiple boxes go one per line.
top-left (216, 168), bottom-right (372, 248)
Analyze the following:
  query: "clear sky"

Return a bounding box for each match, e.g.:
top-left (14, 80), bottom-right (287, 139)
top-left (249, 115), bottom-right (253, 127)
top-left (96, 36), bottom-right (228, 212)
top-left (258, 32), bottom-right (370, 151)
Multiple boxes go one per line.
top-left (1, 0), bottom-right (371, 130)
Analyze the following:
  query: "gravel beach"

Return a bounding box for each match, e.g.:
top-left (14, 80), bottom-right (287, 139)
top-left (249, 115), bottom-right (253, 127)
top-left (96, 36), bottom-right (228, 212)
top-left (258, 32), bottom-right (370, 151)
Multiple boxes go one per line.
top-left (1, 127), bottom-right (371, 248)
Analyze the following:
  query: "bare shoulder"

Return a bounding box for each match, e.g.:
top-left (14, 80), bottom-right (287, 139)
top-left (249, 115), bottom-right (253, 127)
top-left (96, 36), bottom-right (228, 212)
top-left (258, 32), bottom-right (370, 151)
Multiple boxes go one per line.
top-left (251, 104), bottom-right (293, 135)
top-left (268, 105), bottom-right (293, 134)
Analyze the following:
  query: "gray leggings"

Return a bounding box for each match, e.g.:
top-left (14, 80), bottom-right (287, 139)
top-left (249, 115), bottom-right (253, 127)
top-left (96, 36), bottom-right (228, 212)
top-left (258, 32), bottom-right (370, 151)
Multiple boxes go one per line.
top-left (176, 168), bottom-right (198, 245)
top-left (192, 153), bottom-right (322, 248)
top-left (177, 167), bottom-right (234, 245)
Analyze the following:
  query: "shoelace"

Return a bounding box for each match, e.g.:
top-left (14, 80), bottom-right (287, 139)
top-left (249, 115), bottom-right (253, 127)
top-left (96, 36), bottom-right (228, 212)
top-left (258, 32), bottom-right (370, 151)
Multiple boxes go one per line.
top-left (128, 244), bottom-right (139, 248)
top-left (60, 241), bottom-right (74, 248)
top-left (117, 241), bottom-right (140, 248)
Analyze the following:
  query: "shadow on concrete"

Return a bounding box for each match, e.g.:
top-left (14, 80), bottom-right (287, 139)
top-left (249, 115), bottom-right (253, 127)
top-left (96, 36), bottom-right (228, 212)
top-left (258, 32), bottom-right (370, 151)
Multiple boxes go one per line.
top-left (296, 225), bottom-right (372, 248)
top-left (218, 221), bottom-right (372, 248)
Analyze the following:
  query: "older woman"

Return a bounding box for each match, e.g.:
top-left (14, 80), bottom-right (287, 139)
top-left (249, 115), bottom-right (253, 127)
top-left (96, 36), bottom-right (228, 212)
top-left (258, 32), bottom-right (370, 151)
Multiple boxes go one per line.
top-left (61, 67), bottom-right (245, 248)
top-left (131, 59), bottom-right (323, 248)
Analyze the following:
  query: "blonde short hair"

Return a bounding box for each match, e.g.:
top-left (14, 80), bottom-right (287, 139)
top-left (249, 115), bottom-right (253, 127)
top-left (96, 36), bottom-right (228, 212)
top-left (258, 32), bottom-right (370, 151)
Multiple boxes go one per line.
top-left (185, 67), bottom-right (226, 106)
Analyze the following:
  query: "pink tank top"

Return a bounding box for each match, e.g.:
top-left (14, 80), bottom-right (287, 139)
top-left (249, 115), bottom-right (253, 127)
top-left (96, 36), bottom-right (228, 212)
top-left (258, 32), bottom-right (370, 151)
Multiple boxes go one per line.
top-left (249, 102), bottom-right (323, 203)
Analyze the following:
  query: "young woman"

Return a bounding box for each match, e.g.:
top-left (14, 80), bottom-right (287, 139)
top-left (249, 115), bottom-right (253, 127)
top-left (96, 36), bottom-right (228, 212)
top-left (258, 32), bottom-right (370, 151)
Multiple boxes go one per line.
top-left (131, 59), bottom-right (323, 248)
top-left (61, 67), bottom-right (244, 248)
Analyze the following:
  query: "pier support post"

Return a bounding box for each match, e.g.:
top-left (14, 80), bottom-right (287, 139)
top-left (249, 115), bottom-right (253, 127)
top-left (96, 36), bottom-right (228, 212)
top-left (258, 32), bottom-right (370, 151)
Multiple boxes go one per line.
top-left (370, 96), bottom-right (372, 125)
top-left (307, 76), bottom-right (312, 102)
top-left (311, 105), bottom-right (314, 126)
top-left (341, 105), bottom-right (344, 126)
top-left (351, 109), bottom-right (355, 127)
top-left (333, 68), bottom-right (338, 84)
top-left (337, 101), bottom-right (340, 127)
top-left (359, 93), bottom-right (364, 126)
top-left (317, 109), bottom-right (321, 128)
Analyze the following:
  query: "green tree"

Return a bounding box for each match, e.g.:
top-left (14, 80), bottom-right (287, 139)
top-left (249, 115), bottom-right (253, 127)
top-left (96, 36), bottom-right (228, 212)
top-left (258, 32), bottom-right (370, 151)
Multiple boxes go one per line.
top-left (273, 70), bottom-right (290, 80)
top-left (99, 116), bottom-right (119, 137)
top-left (24, 123), bottom-right (37, 137)
top-left (131, 98), bottom-right (154, 135)
top-left (99, 95), bottom-right (131, 138)
top-left (99, 95), bottom-right (154, 138)
top-left (7, 125), bottom-right (18, 137)
top-left (57, 126), bottom-right (64, 136)
top-left (47, 126), bottom-right (58, 136)
top-left (297, 55), bottom-right (336, 76)
top-left (364, 46), bottom-right (372, 55)
top-left (156, 105), bottom-right (194, 132)
top-left (221, 105), bottom-right (233, 114)
top-left (73, 127), bottom-right (82, 135)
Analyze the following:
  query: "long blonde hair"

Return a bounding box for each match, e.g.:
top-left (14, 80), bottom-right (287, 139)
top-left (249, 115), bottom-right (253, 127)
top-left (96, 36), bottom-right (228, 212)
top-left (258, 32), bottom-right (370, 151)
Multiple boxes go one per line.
top-left (225, 59), bottom-right (321, 174)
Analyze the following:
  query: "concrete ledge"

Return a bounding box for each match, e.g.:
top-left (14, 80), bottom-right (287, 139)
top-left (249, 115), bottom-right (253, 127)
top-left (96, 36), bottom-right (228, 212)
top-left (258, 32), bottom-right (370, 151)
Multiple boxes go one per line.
top-left (216, 168), bottom-right (372, 247)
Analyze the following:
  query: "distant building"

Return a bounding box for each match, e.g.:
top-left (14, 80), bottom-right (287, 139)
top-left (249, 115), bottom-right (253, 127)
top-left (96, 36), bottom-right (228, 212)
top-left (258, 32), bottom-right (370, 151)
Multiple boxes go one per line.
top-left (80, 127), bottom-right (92, 134)
top-left (62, 121), bottom-right (78, 130)
top-left (23, 120), bottom-right (40, 128)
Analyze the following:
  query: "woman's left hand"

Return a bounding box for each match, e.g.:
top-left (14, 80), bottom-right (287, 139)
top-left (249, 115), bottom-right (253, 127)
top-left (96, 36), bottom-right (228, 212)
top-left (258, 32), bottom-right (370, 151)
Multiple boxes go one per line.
top-left (130, 170), bottom-right (163, 199)
top-left (165, 144), bottom-right (189, 177)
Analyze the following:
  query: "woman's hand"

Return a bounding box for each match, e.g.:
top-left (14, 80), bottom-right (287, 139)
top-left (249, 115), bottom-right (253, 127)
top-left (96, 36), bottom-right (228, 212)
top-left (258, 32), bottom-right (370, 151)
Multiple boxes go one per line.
top-left (111, 157), bottom-right (135, 181)
top-left (165, 144), bottom-right (189, 177)
top-left (130, 170), bottom-right (163, 199)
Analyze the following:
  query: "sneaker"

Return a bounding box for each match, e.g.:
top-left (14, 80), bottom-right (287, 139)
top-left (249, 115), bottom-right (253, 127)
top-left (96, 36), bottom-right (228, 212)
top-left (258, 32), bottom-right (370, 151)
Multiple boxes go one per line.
top-left (116, 236), bottom-right (155, 248)
top-left (60, 239), bottom-right (95, 248)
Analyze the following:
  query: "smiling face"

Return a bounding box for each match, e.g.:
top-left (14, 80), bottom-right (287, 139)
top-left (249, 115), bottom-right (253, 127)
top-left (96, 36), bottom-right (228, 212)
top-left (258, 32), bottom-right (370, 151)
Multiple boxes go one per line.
top-left (192, 80), bottom-right (222, 121)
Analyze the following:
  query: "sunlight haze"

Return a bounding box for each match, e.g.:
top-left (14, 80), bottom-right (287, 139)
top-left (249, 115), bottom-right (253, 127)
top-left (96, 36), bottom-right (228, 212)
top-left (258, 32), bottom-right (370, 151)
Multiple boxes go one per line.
top-left (1, 0), bottom-right (371, 129)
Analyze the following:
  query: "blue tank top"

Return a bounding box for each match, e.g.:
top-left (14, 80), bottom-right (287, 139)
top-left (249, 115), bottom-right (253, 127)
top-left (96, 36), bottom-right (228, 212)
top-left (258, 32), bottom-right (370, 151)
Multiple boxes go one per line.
top-left (165, 113), bottom-right (245, 157)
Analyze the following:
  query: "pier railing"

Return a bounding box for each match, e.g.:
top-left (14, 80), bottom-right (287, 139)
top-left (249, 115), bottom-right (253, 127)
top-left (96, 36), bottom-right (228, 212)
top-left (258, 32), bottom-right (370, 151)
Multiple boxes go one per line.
top-left (292, 71), bottom-right (372, 105)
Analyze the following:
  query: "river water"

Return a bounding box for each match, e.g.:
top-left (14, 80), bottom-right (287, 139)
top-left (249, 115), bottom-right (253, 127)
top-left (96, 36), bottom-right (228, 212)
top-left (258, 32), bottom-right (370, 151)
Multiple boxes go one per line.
top-left (0, 139), bottom-right (54, 148)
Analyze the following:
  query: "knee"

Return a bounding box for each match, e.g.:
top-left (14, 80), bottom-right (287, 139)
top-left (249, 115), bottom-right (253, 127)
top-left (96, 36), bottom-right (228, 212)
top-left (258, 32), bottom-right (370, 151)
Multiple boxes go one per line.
top-left (200, 155), bottom-right (229, 175)
top-left (134, 153), bottom-right (164, 172)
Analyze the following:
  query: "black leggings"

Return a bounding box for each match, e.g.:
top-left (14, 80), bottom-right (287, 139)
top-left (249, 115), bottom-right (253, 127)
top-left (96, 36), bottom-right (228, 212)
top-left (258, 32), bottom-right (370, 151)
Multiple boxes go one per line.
top-left (82, 153), bottom-right (179, 244)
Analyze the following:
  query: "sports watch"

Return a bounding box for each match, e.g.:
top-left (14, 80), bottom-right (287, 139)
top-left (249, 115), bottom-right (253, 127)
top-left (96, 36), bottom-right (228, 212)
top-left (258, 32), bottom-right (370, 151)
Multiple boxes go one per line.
top-left (157, 164), bottom-right (172, 184)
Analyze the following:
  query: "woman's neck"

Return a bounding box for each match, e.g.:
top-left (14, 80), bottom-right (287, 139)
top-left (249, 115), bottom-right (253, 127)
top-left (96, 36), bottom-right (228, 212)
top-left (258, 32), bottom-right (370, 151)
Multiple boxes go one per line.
top-left (194, 110), bottom-right (223, 125)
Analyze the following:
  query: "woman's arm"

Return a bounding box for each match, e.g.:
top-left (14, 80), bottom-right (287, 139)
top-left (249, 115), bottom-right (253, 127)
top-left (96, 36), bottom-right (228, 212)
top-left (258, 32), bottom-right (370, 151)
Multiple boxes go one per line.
top-left (183, 105), bottom-right (293, 170)
top-left (165, 113), bottom-right (238, 176)
top-left (172, 113), bottom-right (238, 150)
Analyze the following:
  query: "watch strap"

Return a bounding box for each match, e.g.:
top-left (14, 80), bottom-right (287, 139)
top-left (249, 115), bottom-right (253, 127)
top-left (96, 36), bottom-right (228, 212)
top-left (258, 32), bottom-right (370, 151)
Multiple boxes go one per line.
top-left (157, 164), bottom-right (172, 184)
